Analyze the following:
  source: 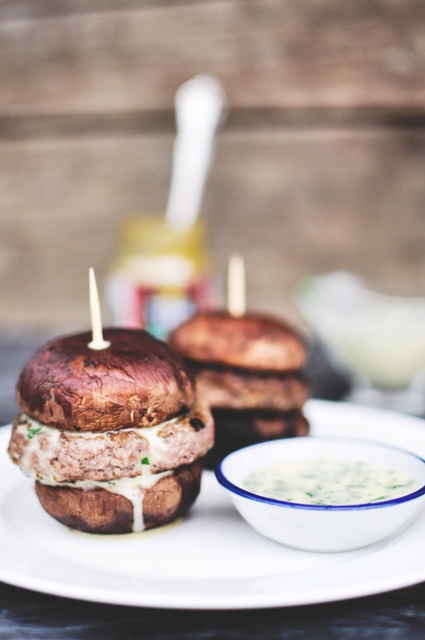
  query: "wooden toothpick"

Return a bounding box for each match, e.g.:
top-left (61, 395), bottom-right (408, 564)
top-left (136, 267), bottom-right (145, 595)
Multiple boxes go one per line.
top-left (227, 253), bottom-right (246, 317)
top-left (88, 267), bottom-right (111, 350)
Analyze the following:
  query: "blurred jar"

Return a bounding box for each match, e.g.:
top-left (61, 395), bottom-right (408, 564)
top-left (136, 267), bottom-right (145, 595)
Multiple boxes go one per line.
top-left (107, 216), bottom-right (215, 340)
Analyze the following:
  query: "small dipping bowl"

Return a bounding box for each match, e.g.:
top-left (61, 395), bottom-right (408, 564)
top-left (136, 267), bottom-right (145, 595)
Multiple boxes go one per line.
top-left (216, 437), bottom-right (425, 552)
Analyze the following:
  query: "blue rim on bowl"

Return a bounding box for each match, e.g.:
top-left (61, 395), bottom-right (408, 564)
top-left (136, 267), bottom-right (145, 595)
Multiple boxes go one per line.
top-left (215, 436), bottom-right (425, 511)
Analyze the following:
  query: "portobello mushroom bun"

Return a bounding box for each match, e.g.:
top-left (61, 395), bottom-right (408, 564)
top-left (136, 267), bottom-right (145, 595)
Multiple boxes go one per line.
top-left (8, 328), bottom-right (214, 534)
top-left (169, 312), bottom-right (309, 466)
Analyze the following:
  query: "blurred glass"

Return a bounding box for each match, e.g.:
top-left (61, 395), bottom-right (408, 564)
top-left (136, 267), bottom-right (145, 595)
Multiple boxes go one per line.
top-left (295, 271), bottom-right (425, 415)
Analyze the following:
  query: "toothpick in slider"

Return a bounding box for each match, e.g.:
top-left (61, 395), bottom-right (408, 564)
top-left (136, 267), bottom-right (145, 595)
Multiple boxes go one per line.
top-left (227, 253), bottom-right (246, 317)
top-left (88, 267), bottom-right (111, 350)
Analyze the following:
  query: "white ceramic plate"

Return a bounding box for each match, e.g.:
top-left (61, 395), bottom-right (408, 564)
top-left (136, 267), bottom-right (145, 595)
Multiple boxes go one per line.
top-left (2, 399), bottom-right (425, 610)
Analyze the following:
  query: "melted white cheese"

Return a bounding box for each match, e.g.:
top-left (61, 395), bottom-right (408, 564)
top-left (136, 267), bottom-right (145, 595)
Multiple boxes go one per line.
top-left (16, 418), bottom-right (61, 483)
top-left (43, 470), bottom-right (173, 532)
top-left (15, 412), bottom-right (178, 480)
top-left (16, 414), bottom-right (175, 532)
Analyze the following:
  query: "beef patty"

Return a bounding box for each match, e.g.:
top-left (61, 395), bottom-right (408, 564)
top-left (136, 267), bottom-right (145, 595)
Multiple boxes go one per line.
top-left (9, 402), bottom-right (213, 483)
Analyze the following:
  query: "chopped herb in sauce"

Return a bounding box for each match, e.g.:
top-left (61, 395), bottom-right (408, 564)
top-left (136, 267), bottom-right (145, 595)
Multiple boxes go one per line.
top-left (141, 457), bottom-right (150, 465)
top-left (243, 459), bottom-right (418, 506)
top-left (27, 427), bottom-right (42, 439)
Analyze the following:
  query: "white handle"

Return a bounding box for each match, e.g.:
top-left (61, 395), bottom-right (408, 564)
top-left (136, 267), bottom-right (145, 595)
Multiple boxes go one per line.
top-left (227, 254), bottom-right (246, 317)
top-left (165, 74), bottom-right (227, 232)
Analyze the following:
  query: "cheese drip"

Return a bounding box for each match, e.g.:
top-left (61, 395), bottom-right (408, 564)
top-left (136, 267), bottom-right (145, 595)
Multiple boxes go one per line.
top-left (15, 414), bottom-right (176, 532)
top-left (40, 470), bottom-right (173, 532)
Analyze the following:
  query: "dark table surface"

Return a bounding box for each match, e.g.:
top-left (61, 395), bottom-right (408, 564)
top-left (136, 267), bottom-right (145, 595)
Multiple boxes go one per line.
top-left (3, 580), bottom-right (425, 640)
top-left (1, 334), bottom-right (425, 640)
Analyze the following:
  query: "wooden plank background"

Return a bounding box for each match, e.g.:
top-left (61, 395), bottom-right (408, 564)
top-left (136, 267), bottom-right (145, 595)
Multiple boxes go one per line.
top-left (1, 0), bottom-right (425, 116)
top-left (0, 0), bottom-right (425, 330)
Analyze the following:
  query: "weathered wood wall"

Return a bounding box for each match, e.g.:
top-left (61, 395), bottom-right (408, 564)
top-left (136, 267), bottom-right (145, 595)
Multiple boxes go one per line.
top-left (1, 0), bottom-right (425, 329)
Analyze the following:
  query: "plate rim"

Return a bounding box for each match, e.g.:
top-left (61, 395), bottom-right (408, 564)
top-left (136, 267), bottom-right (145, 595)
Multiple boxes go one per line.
top-left (2, 398), bottom-right (425, 610)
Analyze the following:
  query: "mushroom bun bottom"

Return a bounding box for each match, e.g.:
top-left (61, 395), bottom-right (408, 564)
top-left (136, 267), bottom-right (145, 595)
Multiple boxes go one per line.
top-left (35, 461), bottom-right (202, 534)
top-left (202, 409), bottom-right (309, 470)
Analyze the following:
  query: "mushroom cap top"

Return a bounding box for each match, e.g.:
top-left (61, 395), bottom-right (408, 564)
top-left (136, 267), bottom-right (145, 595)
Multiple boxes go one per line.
top-left (17, 328), bottom-right (196, 432)
top-left (169, 312), bottom-right (307, 372)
